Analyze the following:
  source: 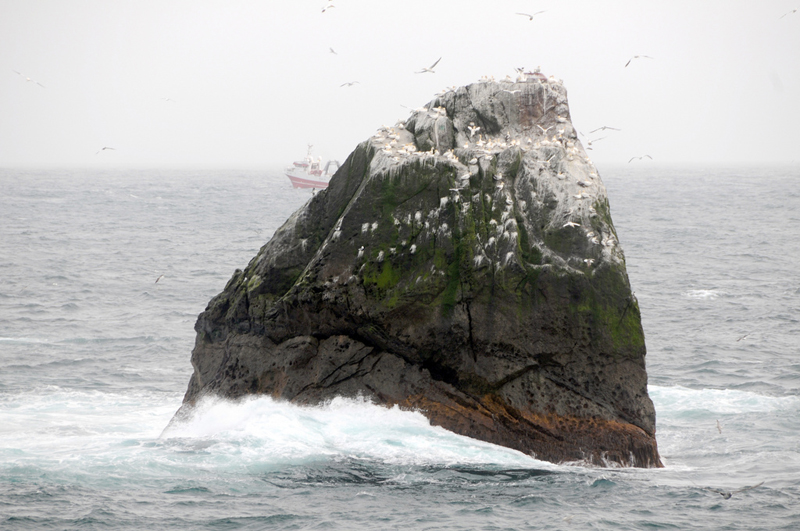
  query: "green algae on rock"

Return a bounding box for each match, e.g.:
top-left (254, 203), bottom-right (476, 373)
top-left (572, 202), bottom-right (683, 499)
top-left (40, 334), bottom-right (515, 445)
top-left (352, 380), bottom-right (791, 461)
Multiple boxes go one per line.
top-left (175, 73), bottom-right (662, 468)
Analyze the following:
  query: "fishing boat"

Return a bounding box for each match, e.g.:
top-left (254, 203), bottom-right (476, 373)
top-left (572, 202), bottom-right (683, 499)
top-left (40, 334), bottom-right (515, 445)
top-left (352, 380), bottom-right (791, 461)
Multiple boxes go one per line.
top-left (286, 145), bottom-right (340, 189)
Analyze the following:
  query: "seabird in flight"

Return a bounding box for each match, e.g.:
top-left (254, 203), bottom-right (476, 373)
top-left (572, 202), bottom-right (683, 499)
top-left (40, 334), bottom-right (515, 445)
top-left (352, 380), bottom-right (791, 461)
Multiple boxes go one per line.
top-left (95, 147), bottom-right (116, 155)
top-left (703, 482), bottom-right (764, 500)
top-left (13, 70), bottom-right (45, 88)
top-left (586, 137), bottom-right (607, 150)
top-left (589, 126), bottom-right (620, 134)
top-left (780, 8), bottom-right (797, 18)
top-left (516, 11), bottom-right (546, 20)
top-left (628, 155), bottom-right (653, 163)
top-left (625, 55), bottom-right (654, 67)
top-left (416, 57), bottom-right (441, 74)
top-left (340, 81), bottom-right (359, 87)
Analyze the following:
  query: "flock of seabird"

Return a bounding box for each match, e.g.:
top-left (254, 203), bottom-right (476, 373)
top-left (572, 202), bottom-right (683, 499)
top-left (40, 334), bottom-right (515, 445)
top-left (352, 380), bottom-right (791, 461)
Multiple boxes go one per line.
top-left (15, 5), bottom-right (796, 163)
top-left (318, 4), bottom-right (657, 165)
top-left (369, 72), bottom-right (586, 171)
top-left (358, 69), bottom-right (628, 275)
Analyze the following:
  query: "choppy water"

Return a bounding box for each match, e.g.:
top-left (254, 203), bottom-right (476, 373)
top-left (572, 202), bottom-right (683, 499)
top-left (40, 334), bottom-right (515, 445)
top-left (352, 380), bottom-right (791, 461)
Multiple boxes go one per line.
top-left (1, 166), bottom-right (799, 530)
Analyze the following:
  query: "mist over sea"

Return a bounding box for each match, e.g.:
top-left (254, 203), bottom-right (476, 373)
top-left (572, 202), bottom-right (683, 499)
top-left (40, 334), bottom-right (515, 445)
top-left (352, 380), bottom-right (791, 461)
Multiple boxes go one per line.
top-left (1, 166), bottom-right (799, 530)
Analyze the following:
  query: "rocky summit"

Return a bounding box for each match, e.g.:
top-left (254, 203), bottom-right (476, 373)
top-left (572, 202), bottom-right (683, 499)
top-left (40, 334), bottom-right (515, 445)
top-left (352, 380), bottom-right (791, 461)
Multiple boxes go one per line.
top-left (175, 71), bottom-right (662, 467)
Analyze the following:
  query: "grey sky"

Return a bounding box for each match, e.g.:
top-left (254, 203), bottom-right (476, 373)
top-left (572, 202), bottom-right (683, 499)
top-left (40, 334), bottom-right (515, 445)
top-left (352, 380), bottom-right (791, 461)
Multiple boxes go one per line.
top-left (2, 0), bottom-right (799, 168)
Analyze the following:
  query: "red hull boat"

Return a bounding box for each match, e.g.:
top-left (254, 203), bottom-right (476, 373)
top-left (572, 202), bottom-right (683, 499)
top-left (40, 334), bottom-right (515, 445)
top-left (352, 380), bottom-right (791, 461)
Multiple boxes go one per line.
top-left (286, 145), bottom-right (340, 189)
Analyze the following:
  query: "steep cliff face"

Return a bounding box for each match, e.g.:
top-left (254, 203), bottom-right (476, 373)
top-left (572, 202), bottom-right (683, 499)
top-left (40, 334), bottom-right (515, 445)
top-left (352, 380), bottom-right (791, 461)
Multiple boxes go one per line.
top-left (176, 74), bottom-right (662, 467)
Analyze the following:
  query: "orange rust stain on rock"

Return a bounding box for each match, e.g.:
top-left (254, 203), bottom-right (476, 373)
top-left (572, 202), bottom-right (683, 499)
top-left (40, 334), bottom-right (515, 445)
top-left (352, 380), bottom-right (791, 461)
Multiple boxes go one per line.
top-left (396, 392), bottom-right (662, 468)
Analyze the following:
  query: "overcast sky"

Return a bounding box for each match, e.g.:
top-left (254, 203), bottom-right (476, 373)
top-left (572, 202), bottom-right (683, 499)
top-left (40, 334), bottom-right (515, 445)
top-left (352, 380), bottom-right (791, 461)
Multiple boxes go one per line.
top-left (2, 1), bottom-right (799, 168)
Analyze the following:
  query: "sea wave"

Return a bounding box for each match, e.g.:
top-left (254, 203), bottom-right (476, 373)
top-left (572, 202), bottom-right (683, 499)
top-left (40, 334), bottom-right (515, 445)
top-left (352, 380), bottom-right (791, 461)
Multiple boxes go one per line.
top-left (0, 389), bottom-right (550, 487)
top-left (683, 289), bottom-right (722, 299)
top-left (162, 395), bottom-right (548, 468)
top-left (0, 336), bottom-right (50, 343)
top-left (650, 385), bottom-right (799, 416)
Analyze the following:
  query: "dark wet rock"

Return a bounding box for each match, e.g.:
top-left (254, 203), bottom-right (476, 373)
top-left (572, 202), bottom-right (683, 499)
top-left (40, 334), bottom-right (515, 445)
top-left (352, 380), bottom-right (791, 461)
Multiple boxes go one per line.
top-left (174, 72), bottom-right (662, 468)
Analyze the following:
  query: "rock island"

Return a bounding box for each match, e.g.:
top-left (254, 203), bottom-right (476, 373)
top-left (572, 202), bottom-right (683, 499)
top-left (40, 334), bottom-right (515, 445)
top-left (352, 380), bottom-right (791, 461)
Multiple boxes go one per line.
top-left (174, 71), bottom-right (662, 468)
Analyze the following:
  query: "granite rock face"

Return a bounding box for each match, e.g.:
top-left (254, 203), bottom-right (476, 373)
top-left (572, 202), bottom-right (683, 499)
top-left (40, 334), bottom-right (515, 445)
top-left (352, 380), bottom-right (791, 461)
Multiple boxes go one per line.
top-left (175, 73), bottom-right (662, 467)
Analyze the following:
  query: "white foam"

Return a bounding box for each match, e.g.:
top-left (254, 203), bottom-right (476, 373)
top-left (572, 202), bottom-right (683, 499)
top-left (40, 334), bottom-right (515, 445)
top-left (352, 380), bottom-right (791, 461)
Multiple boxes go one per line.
top-left (0, 387), bottom-right (182, 442)
top-left (0, 389), bottom-right (555, 490)
top-left (0, 336), bottom-right (50, 343)
top-left (683, 289), bottom-right (721, 299)
top-left (650, 385), bottom-right (800, 416)
top-left (163, 395), bottom-right (549, 468)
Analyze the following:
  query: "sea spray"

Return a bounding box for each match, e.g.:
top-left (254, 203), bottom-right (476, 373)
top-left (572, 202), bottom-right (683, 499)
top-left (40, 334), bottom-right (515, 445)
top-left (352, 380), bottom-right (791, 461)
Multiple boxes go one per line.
top-left (161, 395), bottom-right (548, 468)
top-left (1, 388), bottom-right (549, 492)
top-left (649, 385), bottom-right (800, 417)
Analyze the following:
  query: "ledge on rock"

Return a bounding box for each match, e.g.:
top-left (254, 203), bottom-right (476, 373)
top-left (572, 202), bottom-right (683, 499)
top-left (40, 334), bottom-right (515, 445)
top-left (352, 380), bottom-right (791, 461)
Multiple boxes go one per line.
top-left (173, 71), bottom-right (662, 468)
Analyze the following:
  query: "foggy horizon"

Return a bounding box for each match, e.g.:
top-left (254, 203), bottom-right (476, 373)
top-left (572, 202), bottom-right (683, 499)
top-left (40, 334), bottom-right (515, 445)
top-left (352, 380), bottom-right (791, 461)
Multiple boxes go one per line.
top-left (3, 1), bottom-right (799, 169)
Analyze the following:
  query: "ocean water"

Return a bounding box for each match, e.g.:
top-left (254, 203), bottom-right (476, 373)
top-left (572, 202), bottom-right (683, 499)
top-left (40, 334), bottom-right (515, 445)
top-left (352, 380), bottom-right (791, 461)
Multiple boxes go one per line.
top-left (1, 165), bottom-right (798, 530)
